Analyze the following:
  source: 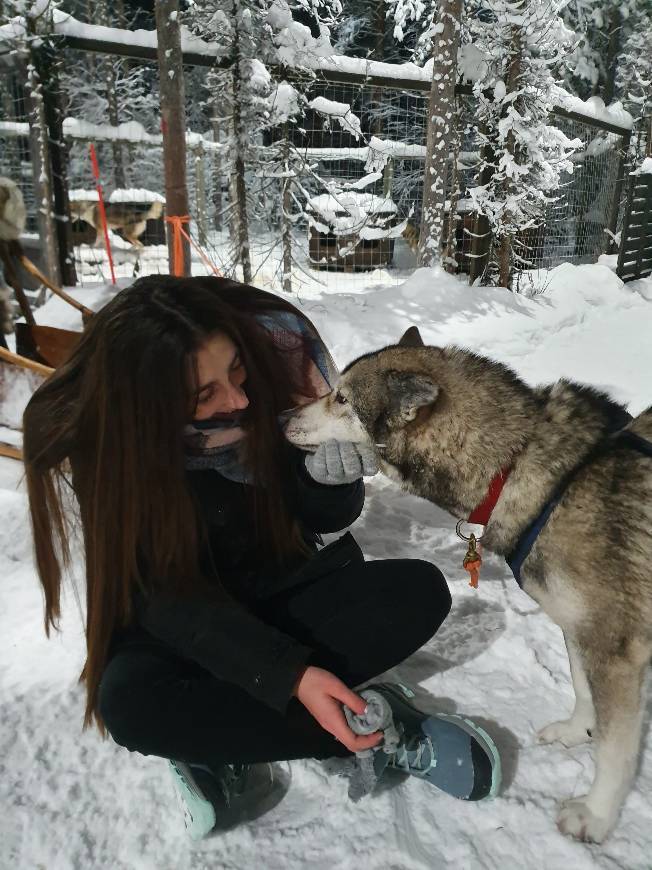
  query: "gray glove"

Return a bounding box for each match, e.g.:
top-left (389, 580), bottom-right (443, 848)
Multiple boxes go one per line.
top-left (304, 439), bottom-right (379, 485)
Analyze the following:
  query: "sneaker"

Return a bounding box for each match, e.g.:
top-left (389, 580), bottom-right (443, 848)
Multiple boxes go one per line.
top-left (365, 683), bottom-right (502, 801)
top-left (169, 760), bottom-right (279, 840)
top-left (168, 760), bottom-right (221, 841)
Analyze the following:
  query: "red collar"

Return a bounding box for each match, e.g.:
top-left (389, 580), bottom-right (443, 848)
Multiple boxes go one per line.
top-left (467, 467), bottom-right (512, 526)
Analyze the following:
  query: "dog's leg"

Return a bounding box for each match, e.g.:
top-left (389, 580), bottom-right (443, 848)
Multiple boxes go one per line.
top-left (556, 642), bottom-right (649, 843)
top-left (538, 633), bottom-right (595, 747)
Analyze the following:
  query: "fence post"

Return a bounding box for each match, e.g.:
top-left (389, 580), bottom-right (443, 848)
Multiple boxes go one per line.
top-left (606, 130), bottom-right (631, 255)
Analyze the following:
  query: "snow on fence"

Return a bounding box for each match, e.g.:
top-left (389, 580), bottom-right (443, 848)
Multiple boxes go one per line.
top-left (0, 30), bottom-right (637, 295)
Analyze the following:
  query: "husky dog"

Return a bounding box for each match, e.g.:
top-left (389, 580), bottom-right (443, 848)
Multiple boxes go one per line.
top-left (0, 177), bottom-right (27, 242)
top-left (284, 326), bottom-right (652, 843)
top-left (70, 199), bottom-right (163, 248)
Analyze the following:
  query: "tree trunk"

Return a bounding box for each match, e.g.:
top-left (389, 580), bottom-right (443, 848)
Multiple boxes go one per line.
top-left (106, 61), bottom-right (126, 188)
top-left (210, 103), bottom-right (224, 232)
top-left (602, 5), bottom-right (621, 106)
top-left (231, 10), bottom-right (252, 284)
top-left (22, 49), bottom-right (60, 287)
top-left (281, 129), bottom-right (292, 293)
top-left (418, 0), bottom-right (462, 268)
top-left (156, 0), bottom-right (191, 276)
top-left (443, 107), bottom-right (460, 274)
top-left (497, 24), bottom-right (523, 290)
top-left (194, 145), bottom-right (208, 245)
top-left (39, 42), bottom-right (77, 287)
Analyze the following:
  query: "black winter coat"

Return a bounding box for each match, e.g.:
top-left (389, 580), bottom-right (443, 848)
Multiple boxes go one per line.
top-left (130, 447), bottom-right (365, 713)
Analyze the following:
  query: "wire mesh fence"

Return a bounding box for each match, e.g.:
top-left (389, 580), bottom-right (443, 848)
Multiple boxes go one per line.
top-left (0, 47), bottom-right (636, 301)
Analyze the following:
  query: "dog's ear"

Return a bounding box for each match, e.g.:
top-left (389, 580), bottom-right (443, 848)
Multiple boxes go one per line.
top-left (386, 370), bottom-right (439, 425)
top-left (397, 326), bottom-right (424, 348)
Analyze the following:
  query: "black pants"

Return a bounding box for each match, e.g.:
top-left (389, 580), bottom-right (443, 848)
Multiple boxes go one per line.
top-left (99, 558), bottom-right (451, 767)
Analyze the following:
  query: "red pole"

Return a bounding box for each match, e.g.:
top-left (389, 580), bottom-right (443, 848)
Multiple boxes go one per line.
top-left (88, 143), bottom-right (116, 285)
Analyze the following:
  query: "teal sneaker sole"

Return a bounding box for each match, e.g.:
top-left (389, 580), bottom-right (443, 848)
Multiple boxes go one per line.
top-left (168, 760), bottom-right (217, 841)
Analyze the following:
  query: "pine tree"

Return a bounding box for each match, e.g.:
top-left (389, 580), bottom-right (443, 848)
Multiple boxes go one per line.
top-left (467, 0), bottom-right (580, 288)
top-left (184, 0), bottom-right (342, 284)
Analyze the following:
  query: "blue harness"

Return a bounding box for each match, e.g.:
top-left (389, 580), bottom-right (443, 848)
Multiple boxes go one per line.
top-left (506, 428), bottom-right (652, 587)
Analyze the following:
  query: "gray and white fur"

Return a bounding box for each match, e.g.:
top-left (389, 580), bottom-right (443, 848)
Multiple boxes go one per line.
top-left (284, 326), bottom-right (652, 843)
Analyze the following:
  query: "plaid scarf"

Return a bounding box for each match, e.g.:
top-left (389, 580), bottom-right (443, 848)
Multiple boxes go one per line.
top-left (184, 310), bottom-right (337, 482)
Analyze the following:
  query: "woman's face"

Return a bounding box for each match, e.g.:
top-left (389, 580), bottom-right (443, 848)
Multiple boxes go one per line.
top-left (192, 332), bottom-right (249, 421)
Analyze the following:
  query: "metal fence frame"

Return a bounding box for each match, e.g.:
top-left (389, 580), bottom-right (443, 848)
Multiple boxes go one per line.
top-left (0, 23), bottom-right (636, 294)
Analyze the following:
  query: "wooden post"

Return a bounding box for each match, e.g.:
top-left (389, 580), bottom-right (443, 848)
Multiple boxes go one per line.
top-left (155, 0), bottom-right (191, 277)
top-left (606, 130), bottom-right (632, 254)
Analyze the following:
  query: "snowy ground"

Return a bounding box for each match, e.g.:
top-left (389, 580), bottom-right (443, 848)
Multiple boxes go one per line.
top-left (2, 262), bottom-right (652, 869)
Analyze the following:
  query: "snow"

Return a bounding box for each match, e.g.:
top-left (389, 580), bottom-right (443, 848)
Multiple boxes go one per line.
top-left (307, 193), bottom-right (399, 235)
top-left (634, 158), bottom-right (652, 176)
top-left (549, 87), bottom-right (634, 130)
top-left (0, 117), bottom-right (223, 152)
top-left (68, 188), bottom-right (99, 202)
top-left (108, 189), bottom-right (165, 204)
top-left (308, 97), bottom-right (362, 140)
top-left (2, 262), bottom-right (652, 868)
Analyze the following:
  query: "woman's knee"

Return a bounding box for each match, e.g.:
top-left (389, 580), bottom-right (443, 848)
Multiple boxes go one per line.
top-left (400, 559), bottom-right (452, 633)
top-left (98, 650), bottom-right (168, 750)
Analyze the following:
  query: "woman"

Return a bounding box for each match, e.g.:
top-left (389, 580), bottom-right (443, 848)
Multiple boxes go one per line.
top-left (23, 276), bottom-right (500, 840)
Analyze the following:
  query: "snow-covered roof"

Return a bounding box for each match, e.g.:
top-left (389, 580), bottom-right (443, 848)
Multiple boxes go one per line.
top-left (108, 189), bottom-right (165, 204)
top-left (633, 158), bottom-right (652, 176)
top-left (0, 118), bottom-right (223, 152)
top-left (307, 193), bottom-right (398, 217)
top-left (69, 189), bottom-right (99, 202)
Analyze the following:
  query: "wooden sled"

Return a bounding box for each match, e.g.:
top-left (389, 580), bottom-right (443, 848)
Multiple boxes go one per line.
top-left (0, 346), bottom-right (54, 461)
top-left (0, 244), bottom-right (88, 461)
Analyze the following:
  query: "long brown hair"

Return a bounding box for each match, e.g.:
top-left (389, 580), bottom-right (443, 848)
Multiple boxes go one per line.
top-left (23, 276), bottom-right (329, 732)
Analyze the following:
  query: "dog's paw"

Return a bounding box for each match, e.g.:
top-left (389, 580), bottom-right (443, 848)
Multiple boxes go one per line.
top-left (537, 719), bottom-right (592, 747)
top-left (556, 799), bottom-right (613, 843)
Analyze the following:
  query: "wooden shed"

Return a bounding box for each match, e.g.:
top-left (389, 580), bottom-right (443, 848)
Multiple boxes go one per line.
top-left (307, 192), bottom-right (401, 271)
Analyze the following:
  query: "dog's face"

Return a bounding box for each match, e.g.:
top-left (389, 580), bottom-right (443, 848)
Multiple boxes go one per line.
top-left (284, 327), bottom-right (440, 452)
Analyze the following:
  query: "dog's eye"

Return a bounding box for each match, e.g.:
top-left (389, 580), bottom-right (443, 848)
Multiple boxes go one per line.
top-left (335, 393), bottom-right (348, 405)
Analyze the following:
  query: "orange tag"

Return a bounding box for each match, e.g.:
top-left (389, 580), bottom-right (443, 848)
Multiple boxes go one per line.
top-left (463, 534), bottom-right (482, 589)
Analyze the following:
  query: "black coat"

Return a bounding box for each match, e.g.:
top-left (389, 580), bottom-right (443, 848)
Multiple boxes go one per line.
top-left (131, 448), bottom-right (365, 713)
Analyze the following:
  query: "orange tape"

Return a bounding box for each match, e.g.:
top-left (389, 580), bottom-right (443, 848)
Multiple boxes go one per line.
top-left (164, 215), bottom-right (190, 276)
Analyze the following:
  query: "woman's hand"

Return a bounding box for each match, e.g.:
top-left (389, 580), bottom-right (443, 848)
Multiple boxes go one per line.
top-left (304, 439), bottom-right (379, 485)
top-left (294, 665), bottom-right (383, 753)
